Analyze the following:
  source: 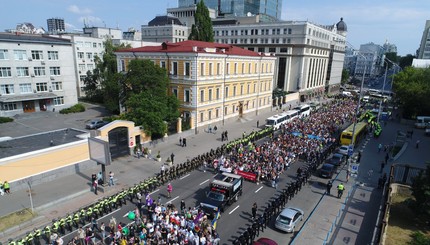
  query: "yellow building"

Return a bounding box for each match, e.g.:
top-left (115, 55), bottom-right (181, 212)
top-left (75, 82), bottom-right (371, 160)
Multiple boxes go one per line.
top-left (115, 40), bottom-right (276, 130)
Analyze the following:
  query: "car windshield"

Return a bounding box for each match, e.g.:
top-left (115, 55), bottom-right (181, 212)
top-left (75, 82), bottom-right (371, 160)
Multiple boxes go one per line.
top-left (277, 215), bottom-right (292, 225)
top-left (322, 165), bottom-right (333, 171)
top-left (207, 192), bottom-right (224, 201)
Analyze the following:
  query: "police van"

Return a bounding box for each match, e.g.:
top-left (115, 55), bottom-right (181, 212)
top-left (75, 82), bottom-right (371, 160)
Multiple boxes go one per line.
top-left (200, 172), bottom-right (243, 216)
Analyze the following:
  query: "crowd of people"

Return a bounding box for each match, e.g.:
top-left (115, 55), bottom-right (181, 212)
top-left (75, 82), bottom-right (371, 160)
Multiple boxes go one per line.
top-left (211, 99), bottom-right (357, 186)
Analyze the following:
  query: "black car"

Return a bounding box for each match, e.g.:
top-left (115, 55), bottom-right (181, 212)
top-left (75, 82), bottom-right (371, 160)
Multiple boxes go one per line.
top-left (326, 153), bottom-right (346, 166)
top-left (319, 164), bottom-right (336, 178)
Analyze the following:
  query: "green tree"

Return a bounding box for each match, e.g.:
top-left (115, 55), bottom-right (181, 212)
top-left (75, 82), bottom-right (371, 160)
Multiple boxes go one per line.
top-left (392, 67), bottom-right (430, 118)
top-left (188, 0), bottom-right (214, 42)
top-left (122, 59), bottom-right (180, 138)
top-left (341, 68), bottom-right (350, 85)
top-left (399, 54), bottom-right (415, 69)
top-left (83, 39), bottom-right (130, 114)
top-left (411, 163), bottom-right (430, 215)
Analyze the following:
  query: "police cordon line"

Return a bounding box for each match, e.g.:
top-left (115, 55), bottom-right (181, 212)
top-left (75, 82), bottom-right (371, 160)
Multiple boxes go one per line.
top-left (6, 123), bottom-right (274, 245)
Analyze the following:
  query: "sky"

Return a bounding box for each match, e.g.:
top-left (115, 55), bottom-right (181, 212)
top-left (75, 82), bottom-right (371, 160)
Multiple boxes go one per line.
top-left (1, 0), bottom-right (429, 56)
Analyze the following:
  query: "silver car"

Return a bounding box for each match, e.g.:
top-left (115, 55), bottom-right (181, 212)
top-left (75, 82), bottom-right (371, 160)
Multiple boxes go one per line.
top-left (275, 207), bottom-right (304, 232)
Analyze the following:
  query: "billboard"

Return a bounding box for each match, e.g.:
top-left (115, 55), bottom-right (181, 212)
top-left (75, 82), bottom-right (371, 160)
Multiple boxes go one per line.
top-left (88, 137), bottom-right (111, 165)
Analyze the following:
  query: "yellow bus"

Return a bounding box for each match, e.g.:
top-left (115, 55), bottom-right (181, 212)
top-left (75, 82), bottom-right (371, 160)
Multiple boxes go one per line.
top-left (340, 122), bottom-right (368, 146)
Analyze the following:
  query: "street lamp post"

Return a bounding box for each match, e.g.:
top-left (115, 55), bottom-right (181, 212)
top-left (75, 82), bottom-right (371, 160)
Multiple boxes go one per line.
top-left (377, 60), bottom-right (388, 124)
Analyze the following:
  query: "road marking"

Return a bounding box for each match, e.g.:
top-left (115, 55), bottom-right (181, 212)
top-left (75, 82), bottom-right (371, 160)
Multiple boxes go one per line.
top-left (150, 189), bottom-right (159, 195)
top-left (180, 174), bottom-right (190, 180)
top-left (199, 179), bottom-right (210, 185)
top-left (255, 186), bottom-right (263, 193)
top-left (166, 196), bottom-right (180, 204)
top-left (229, 205), bottom-right (240, 214)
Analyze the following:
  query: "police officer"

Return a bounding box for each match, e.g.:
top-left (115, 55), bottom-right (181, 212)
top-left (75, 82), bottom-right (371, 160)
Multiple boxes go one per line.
top-left (73, 212), bottom-right (80, 228)
top-left (252, 221), bottom-right (259, 237)
top-left (247, 226), bottom-right (255, 244)
top-left (337, 182), bottom-right (345, 198)
top-left (251, 202), bottom-right (257, 220)
top-left (33, 228), bottom-right (41, 245)
top-left (43, 225), bottom-right (51, 244)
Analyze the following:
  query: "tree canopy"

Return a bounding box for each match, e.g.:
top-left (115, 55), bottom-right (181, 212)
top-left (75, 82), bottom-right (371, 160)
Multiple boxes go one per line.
top-left (341, 68), bottom-right (350, 85)
top-left (83, 39), bottom-right (130, 114)
top-left (411, 163), bottom-right (430, 215)
top-left (122, 59), bottom-right (180, 138)
top-left (392, 66), bottom-right (430, 119)
top-left (188, 0), bottom-right (214, 42)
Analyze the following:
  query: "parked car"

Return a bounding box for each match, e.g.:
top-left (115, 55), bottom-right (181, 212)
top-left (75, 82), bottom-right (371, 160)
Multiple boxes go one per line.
top-left (86, 119), bottom-right (108, 129)
top-left (275, 207), bottom-right (304, 232)
top-left (253, 238), bottom-right (278, 245)
top-left (337, 145), bottom-right (349, 155)
top-left (319, 163), bottom-right (336, 178)
top-left (425, 126), bottom-right (430, 136)
top-left (326, 153), bottom-right (346, 167)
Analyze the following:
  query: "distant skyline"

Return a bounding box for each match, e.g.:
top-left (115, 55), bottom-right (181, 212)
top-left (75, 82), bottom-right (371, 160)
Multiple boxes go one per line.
top-left (1, 0), bottom-right (429, 56)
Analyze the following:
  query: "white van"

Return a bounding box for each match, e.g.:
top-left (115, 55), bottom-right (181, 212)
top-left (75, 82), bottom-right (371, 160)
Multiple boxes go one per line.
top-left (342, 91), bottom-right (353, 97)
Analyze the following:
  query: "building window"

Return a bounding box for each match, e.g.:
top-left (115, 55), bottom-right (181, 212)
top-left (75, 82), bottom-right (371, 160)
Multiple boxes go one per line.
top-left (184, 89), bottom-right (190, 102)
top-left (217, 63), bottom-right (220, 75)
top-left (200, 63), bottom-right (205, 76)
top-left (200, 89), bottom-right (204, 102)
top-left (200, 112), bottom-right (204, 122)
top-left (86, 52), bottom-right (93, 59)
top-left (34, 67), bottom-right (46, 76)
top-left (52, 81), bottom-right (63, 91)
top-left (254, 84), bottom-right (257, 93)
top-left (80, 75), bottom-right (86, 83)
top-left (160, 61), bottom-right (166, 69)
top-left (16, 67), bottom-right (29, 77)
top-left (79, 64), bottom-right (86, 72)
top-left (0, 67), bottom-right (12, 77)
top-left (225, 86), bottom-right (229, 98)
top-left (31, 50), bottom-right (43, 60)
top-left (77, 52), bottom-right (84, 59)
top-left (288, 28), bottom-right (292, 34)
top-left (269, 48), bottom-right (276, 53)
top-left (0, 84), bottom-right (14, 94)
top-left (240, 85), bottom-right (243, 95)
top-left (258, 47), bottom-right (264, 53)
top-left (87, 64), bottom-right (94, 71)
top-left (2, 102), bottom-right (17, 111)
top-left (120, 60), bottom-right (125, 72)
top-left (216, 108), bottom-right (219, 118)
top-left (19, 83), bottom-right (32, 93)
top-left (48, 51), bottom-right (59, 60)
top-left (50, 67), bottom-right (61, 76)
top-left (224, 106), bottom-right (228, 115)
top-left (14, 50), bottom-right (27, 60)
top-left (233, 86), bottom-right (236, 96)
top-left (36, 83), bottom-right (48, 92)
top-left (172, 88), bottom-right (178, 98)
top-left (185, 62), bottom-right (190, 76)
top-left (53, 97), bottom-right (64, 105)
top-left (0, 49), bottom-right (8, 60)
top-left (172, 61), bottom-right (178, 76)
top-left (216, 88), bottom-right (220, 99)
top-left (208, 89), bottom-right (212, 101)
top-left (234, 63), bottom-right (237, 74)
top-left (209, 63), bottom-right (213, 76)
top-left (208, 110), bottom-right (212, 120)
top-left (226, 63), bottom-right (230, 75)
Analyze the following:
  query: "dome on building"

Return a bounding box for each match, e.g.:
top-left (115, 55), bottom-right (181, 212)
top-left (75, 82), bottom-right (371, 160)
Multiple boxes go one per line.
top-left (336, 17), bottom-right (347, 32)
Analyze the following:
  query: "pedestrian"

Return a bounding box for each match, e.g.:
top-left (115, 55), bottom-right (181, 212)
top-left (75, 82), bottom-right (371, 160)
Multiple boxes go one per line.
top-left (225, 131), bottom-right (228, 140)
top-left (167, 183), bottom-right (173, 198)
top-left (221, 132), bottom-right (225, 141)
top-left (377, 176), bottom-right (383, 189)
top-left (100, 222), bottom-right (106, 243)
top-left (208, 124), bottom-right (212, 133)
top-left (380, 161), bottom-right (385, 173)
top-left (179, 137), bottom-right (182, 146)
top-left (326, 180), bottom-right (332, 195)
top-left (93, 179), bottom-right (98, 195)
top-left (213, 125), bottom-right (217, 133)
top-left (256, 120), bottom-right (259, 128)
top-left (378, 143), bottom-right (382, 153)
top-left (416, 140), bottom-right (420, 149)
top-left (182, 138), bottom-right (187, 147)
top-left (0, 180), bottom-right (4, 196)
top-left (91, 217), bottom-right (99, 232)
top-left (385, 153), bottom-right (389, 164)
top-left (357, 152), bottom-right (361, 163)
top-left (109, 171), bottom-right (114, 186)
top-left (170, 153), bottom-right (175, 164)
top-left (180, 199), bottom-right (186, 214)
top-left (251, 202), bottom-right (257, 220)
top-left (3, 181), bottom-right (10, 194)
top-left (346, 170), bottom-right (350, 183)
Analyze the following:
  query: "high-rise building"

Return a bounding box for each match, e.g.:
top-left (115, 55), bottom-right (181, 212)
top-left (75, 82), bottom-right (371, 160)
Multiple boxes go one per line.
top-left (418, 20), bottom-right (430, 59)
top-left (178, 0), bottom-right (282, 21)
top-left (47, 18), bottom-right (65, 34)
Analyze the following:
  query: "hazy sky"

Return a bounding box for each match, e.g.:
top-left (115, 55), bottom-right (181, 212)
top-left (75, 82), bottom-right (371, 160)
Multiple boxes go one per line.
top-left (1, 0), bottom-right (429, 55)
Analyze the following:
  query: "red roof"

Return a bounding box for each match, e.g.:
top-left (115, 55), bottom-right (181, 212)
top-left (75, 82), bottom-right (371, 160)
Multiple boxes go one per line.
top-left (116, 40), bottom-right (266, 57)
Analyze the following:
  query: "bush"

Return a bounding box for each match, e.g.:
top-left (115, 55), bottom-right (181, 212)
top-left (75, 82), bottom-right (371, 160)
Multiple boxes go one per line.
top-left (59, 104), bottom-right (86, 114)
top-left (408, 231), bottom-right (430, 245)
top-left (0, 117), bottom-right (13, 123)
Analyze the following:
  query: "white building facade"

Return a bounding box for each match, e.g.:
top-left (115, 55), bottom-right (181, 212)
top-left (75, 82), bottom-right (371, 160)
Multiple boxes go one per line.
top-left (213, 18), bottom-right (347, 100)
top-left (418, 20), bottom-right (430, 59)
top-left (354, 42), bottom-right (384, 77)
top-left (0, 33), bottom-right (78, 117)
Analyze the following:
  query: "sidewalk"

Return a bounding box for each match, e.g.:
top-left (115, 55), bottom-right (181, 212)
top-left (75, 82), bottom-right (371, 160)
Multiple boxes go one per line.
top-left (0, 102), bottom-right (300, 242)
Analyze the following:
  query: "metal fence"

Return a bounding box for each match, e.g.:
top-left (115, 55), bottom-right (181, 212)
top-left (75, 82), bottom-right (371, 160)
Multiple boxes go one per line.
top-left (391, 163), bottom-right (425, 185)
